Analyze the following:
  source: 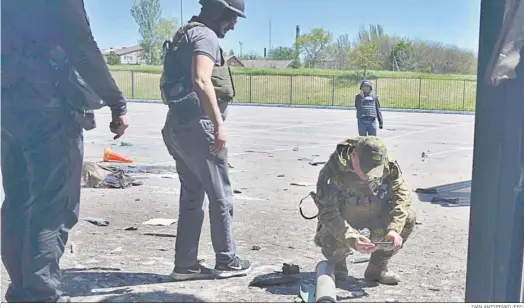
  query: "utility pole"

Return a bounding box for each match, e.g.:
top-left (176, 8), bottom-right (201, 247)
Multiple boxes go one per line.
top-left (180, 0), bottom-right (184, 25)
top-left (269, 17), bottom-right (272, 51)
top-left (239, 41), bottom-right (243, 58)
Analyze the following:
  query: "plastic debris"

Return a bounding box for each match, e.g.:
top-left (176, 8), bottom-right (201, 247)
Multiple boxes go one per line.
top-left (85, 217), bottom-right (110, 227)
top-left (415, 188), bottom-right (438, 194)
top-left (282, 263), bottom-right (300, 275)
top-left (142, 218), bottom-right (177, 226)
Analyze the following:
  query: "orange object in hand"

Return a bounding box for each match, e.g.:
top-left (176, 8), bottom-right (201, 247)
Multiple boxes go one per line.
top-left (103, 147), bottom-right (135, 163)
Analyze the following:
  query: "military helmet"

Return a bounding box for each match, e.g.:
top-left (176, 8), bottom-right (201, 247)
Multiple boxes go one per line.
top-left (360, 80), bottom-right (373, 91)
top-left (199, 0), bottom-right (246, 18)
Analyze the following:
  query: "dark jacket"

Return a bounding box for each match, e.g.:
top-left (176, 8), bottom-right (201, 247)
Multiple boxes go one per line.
top-left (354, 93), bottom-right (383, 126)
top-left (2, 0), bottom-right (126, 117)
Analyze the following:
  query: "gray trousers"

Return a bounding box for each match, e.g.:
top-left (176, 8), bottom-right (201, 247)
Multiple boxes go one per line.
top-left (358, 118), bottom-right (378, 136)
top-left (161, 109), bottom-right (236, 268)
top-left (1, 94), bottom-right (83, 302)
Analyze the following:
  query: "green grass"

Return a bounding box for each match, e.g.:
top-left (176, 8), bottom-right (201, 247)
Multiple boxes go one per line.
top-left (110, 65), bottom-right (477, 112)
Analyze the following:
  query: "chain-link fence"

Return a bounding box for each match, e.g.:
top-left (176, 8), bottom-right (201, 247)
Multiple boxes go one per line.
top-left (111, 70), bottom-right (477, 112)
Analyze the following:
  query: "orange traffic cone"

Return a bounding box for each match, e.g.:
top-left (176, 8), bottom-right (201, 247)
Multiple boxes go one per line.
top-left (103, 147), bottom-right (135, 163)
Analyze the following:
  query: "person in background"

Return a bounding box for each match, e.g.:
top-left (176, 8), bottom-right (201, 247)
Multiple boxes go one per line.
top-left (355, 80), bottom-right (384, 136)
top-left (2, 0), bottom-right (129, 302)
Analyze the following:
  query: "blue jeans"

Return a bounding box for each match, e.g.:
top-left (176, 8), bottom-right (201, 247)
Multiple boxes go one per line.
top-left (358, 118), bottom-right (378, 136)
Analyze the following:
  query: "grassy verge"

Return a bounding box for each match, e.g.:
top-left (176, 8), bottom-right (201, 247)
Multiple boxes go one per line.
top-left (110, 66), bottom-right (477, 112)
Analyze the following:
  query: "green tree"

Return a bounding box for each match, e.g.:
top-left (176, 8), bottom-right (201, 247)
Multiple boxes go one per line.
top-left (131, 0), bottom-right (162, 65)
top-left (105, 52), bottom-right (121, 65)
top-left (156, 17), bottom-right (179, 43)
top-left (228, 49), bottom-right (235, 56)
top-left (296, 27), bottom-right (332, 68)
top-left (268, 46), bottom-right (296, 60)
top-left (349, 41), bottom-right (381, 76)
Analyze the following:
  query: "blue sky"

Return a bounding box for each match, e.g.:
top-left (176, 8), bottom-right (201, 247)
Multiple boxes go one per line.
top-left (85, 0), bottom-right (481, 55)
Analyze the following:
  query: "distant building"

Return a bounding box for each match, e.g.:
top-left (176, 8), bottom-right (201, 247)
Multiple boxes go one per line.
top-left (240, 60), bottom-right (294, 69)
top-left (225, 56), bottom-right (244, 67)
top-left (102, 45), bottom-right (145, 65)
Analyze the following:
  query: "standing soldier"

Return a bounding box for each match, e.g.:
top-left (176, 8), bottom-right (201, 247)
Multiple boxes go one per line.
top-left (355, 80), bottom-right (383, 136)
top-left (2, 0), bottom-right (129, 302)
top-left (160, 0), bottom-right (252, 281)
top-left (311, 136), bottom-right (416, 284)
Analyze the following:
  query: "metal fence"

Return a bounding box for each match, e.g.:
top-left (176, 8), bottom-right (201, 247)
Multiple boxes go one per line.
top-left (111, 70), bottom-right (478, 112)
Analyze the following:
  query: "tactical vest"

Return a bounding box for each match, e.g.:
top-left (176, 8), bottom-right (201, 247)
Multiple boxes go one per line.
top-left (356, 94), bottom-right (378, 119)
top-left (160, 21), bottom-right (236, 118)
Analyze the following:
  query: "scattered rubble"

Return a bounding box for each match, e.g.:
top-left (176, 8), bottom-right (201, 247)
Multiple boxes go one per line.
top-left (142, 218), bottom-right (177, 226)
top-left (85, 217), bottom-right (110, 227)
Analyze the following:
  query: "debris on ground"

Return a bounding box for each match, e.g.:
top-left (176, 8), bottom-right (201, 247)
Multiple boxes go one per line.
top-left (290, 182), bottom-right (313, 187)
top-left (421, 152), bottom-right (428, 159)
top-left (233, 190), bottom-right (242, 194)
top-left (251, 245), bottom-right (262, 251)
top-left (85, 217), bottom-right (110, 227)
top-left (103, 147), bottom-right (135, 163)
top-left (111, 247), bottom-right (123, 253)
top-left (415, 188), bottom-right (438, 194)
top-left (228, 163), bottom-right (234, 168)
top-left (142, 233), bottom-right (177, 238)
top-left (120, 142), bottom-right (134, 147)
top-left (431, 197), bottom-right (459, 205)
top-left (299, 282), bottom-right (316, 303)
top-left (249, 274), bottom-right (301, 288)
top-left (416, 221), bottom-right (423, 225)
top-left (142, 218), bottom-right (177, 226)
top-left (350, 255), bottom-right (371, 264)
top-left (309, 160), bottom-right (326, 166)
top-left (293, 147), bottom-right (299, 152)
top-left (282, 263), bottom-right (300, 275)
top-left (70, 243), bottom-right (75, 254)
top-left (82, 162), bottom-right (143, 189)
top-left (123, 226), bottom-right (139, 231)
top-left (277, 174), bottom-right (285, 178)
top-left (298, 158), bottom-right (312, 162)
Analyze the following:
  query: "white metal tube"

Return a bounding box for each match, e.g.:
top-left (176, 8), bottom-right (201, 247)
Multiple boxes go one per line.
top-left (315, 261), bottom-right (337, 303)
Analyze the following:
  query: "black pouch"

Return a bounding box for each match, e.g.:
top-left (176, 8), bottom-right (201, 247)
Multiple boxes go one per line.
top-left (167, 91), bottom-right (202, 122)
top-left (49, 46), bottom-right (104, 130)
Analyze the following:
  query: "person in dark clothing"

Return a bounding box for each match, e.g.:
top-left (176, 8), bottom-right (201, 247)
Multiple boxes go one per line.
top-left (354, 80), bottom-right (383, 136)
top-left (160, 0), bottom-right (252, 281)
top-left (1, 0), bottom-right (129, 303)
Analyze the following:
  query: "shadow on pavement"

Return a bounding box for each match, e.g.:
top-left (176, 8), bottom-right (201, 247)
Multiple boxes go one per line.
top-left (249, 271), bottom-right (375, 299)
top-left (415, 180), bottom-right (471, 208)
top-left (99, 291), bottom-right (205, 303)
top-left (61, 270), bottom-right (172, 298)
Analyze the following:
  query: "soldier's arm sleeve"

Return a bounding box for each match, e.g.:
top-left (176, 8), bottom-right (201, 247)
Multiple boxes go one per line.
top-left (386, 161), bottom-right (410, 234)
top-left (354, 95), bottom-right (361, 110)
top-left (376, 97), bottom-right (384, 126)
top-left (314, 163), bottom-right (360, 248)
top-left (56, 0), bottom-right (127, 118)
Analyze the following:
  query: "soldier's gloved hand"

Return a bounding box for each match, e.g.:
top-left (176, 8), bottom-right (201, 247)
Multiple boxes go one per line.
top-left (110, 115), bottom-right (129, 140)
top-left (386, 230), bottom-right (403, 252)
top-left (351, 235), bottom-right (377, 254)
top-left (379, 123), bottom-right (383, 129)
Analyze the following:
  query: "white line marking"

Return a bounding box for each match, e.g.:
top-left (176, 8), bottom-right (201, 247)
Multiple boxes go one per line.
top-left (426, 147), bottom-right (474, 157)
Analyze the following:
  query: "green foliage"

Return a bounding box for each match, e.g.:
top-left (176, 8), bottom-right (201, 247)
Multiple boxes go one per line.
top-left (131, 0), bottom-right (162, 65)
top-left (296, 27), bottom-right (333, 67)
top-left (349, 41), bottom-right (381, 75)
top-left (105, 52), bottom-right (121, 65)
top-left (268, 47), bottom-right (296, 60)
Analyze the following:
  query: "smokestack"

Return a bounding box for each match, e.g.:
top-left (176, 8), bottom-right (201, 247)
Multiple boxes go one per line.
top-left (296, 25), bottom-right (300, 41)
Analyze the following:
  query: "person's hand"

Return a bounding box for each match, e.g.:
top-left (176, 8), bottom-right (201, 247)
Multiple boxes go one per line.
top-left (353, 235), bottom-right (377, 254)
top-left (110, 115), bottom-right (129, 140)
top-left (213, 124), bottom-right (227, 153)
top-left (386, 230), bottom-right (403, 252)
top-left (379, 124), bottom-right (384, 129)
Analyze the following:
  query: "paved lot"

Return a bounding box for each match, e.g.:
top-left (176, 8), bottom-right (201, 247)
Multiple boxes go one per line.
top-left (1, 104), bottom-right (474, 302)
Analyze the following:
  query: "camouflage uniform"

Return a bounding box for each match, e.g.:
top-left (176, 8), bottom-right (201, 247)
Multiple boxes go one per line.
top-left (312, 136), bottom-right (416, 285)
